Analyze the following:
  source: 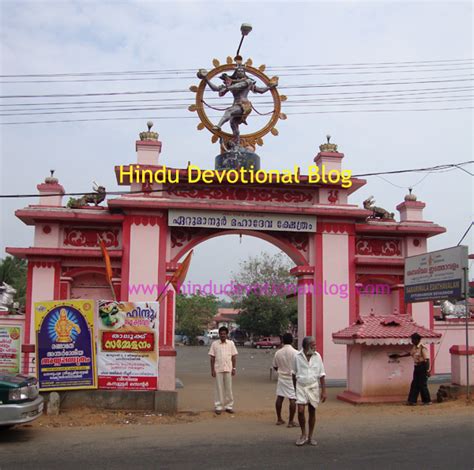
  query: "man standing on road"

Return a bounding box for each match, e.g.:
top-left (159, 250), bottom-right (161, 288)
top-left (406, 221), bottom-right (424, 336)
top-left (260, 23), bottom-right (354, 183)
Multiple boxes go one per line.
top-left (292, 336), bottom-right (326, 446)
top-left (390, 332), bottom-right (432, 406)
top-left (273, 333), bottom-right (298, 427)
top-left (209, 326), bottom-right (238, 415)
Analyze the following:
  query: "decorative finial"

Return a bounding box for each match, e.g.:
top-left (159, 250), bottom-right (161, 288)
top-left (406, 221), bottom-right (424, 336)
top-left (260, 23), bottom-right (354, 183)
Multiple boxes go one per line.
top-left (139, 121), bottom-right (159, 141)
top-left (45, 169), bottom-right (58, 184)
top-left (404, 187), bottom-right (417, 202)
top-left (319, 134), bottom-right (338, 153)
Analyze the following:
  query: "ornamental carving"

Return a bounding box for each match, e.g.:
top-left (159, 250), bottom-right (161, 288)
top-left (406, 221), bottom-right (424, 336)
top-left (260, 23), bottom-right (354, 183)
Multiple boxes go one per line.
top-left (170, 228), bottom-right (203, 248)
top-left (63, 228), bottom-right (120, 248)
top-left (356, 238), bottom-right (401, 257)
top-left (166, 186), bottom-right (313, 204)
top-left (321, 222), bottom-right (354, 234)
top-left (327, 190), bottom-right (339, 204)
top-left (131, 215), bottom-right (164, 226)
top-left (170, 227), bottom-right (219, 248)
top-left (274, 232), bottom-right (309, 252)
top-left (31, 261), bottom-right (56, 269)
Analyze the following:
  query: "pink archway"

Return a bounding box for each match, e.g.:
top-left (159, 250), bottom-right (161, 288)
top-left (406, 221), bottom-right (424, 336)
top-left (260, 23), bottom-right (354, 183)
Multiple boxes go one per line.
top-left (172, 228), bottom-right (308, 266)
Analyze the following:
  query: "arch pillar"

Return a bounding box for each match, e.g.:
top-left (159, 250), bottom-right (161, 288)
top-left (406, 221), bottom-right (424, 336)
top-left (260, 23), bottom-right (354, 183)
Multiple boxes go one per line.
top-left (290, 266), bottom-right (315, 348)
top-left (121, 213), bottom-right (175, 390)
top-left (316, 222), bottom-right (355, 379)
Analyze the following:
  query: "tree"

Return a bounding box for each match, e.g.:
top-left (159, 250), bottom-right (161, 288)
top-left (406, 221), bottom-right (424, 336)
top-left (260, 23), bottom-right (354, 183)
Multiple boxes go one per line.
top-left (230, 252), bottom-right (297, 337)
top-left (237, 294), bottom-right (297, 337)
top-left (175, 293), bottom-right (218, 343)
top-left (230, 252), bottom-right (296, 301)
top-left (0, 256), bottom-right (27, 309)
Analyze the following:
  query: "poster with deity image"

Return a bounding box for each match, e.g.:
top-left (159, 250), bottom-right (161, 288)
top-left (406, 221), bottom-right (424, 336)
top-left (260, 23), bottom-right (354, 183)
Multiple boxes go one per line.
top-left (97, 301), bottom-right (159, 390)
top-left (35, 300), bottom-right (97, 391)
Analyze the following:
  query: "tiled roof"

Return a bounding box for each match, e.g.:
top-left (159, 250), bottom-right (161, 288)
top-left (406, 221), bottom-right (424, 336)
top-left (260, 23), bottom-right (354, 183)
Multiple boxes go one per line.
top-left (332, 314), bottom-right (441, 345)
top-left (214, 314), bottom-right (238, 322)
top-left (217, 308), bottom-right (240, 315)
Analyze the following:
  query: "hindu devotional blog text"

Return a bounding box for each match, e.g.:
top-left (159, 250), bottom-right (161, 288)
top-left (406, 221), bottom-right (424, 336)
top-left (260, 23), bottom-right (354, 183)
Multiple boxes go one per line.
top-left (118, 164), bottom-right (353, 188)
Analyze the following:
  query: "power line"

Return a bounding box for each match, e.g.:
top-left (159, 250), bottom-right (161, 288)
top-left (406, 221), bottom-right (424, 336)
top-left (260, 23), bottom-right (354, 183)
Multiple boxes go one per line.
top-left (2, 67), bottom-right (473, 84)
top-left (0, 161), bottom-right (471, 199)
top-left (1, 106), bottom-right (473, 125)
top-left (2, 85), bottom-right (471, 109)
top-left (375, 169), bottom-right (444, 189)
top-left (1, 77), bottom-right (473, 100)
top-left (353, 161), bottom-right (473, 178)
top-left (1, 58), bottom-right (471, 78)
top-left (1, 91), bottom-right (472, 112)
top-left (458, 222), bottom-right (474, 245)
top-left (2, 95), bottom-right (473, 117)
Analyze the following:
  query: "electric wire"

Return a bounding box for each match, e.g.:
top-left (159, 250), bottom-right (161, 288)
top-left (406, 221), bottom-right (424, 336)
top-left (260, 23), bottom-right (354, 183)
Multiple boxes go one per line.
top-left (458, 222), bottom-right (474, 246)
top-left (2, 86), bottom-right (472, 108)
top-left (1, 92), bottom-right (473, 115)
top-left (2, 77), bottom-right (473, 100)
top-left (1, 58), bottom-right (471, 78)
top-left (2, 67), bottom-right (473, 84)
top-left (2, 106), bottom-right (473, 125)
top-left (0, 161), bottom-right (471, 199)
top-left (2, 96), bottom-right (473, 117)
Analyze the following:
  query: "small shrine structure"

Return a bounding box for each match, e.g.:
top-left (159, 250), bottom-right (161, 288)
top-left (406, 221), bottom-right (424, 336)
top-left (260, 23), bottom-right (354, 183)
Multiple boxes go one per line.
top-left (332, 314), bottom-right (441, 403)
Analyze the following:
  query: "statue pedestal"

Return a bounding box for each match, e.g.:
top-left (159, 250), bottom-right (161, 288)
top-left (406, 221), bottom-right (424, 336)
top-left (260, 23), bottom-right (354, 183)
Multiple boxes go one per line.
top-left (215, 148), bottom-right (260, 170)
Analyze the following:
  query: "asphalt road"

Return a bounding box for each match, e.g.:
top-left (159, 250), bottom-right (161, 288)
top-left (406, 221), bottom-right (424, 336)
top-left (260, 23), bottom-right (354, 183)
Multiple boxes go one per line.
top-left (1, 410), bottom-right (472, 470)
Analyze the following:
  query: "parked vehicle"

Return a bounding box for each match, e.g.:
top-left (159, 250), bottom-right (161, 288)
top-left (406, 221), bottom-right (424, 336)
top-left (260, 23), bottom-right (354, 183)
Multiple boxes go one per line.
top-left (253, 336), bottom-right (281, 349)
top-left (0, 374), bottom-right (43, 428)
top-left (229, 329), bottom-right (247, 347)
top-left (208, 329), bottom-right (219, 340)
top-left (176, 332), bottom-right (210, 346)
top-left (174, 334), bottom-right (189, 345)
top-left (196, 333), bottom-right (210, 346)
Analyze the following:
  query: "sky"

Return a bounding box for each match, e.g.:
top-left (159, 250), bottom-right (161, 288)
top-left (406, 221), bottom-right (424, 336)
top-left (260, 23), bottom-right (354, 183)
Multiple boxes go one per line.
top-left (0, 0), bottom-right (473, 292)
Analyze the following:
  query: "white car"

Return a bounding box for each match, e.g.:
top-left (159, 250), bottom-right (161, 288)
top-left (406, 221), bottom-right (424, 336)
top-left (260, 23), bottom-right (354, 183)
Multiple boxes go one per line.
top-left (208, 329), bottom-right (219, 339)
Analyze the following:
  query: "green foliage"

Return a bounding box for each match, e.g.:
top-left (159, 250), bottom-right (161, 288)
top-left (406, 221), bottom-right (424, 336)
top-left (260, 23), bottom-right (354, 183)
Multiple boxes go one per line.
top-left (230, 252), bottom-right (295, 300)
top-left (231, 252), bottom-right (297, 337)
top-left (0, 256), bottom-right (27, 308)
top-left (237, 294), bottom-right (297, 337)
top-left (176, 293), bottom-right (218, 342)
top-left (217, 298), bottom-right (233, 308)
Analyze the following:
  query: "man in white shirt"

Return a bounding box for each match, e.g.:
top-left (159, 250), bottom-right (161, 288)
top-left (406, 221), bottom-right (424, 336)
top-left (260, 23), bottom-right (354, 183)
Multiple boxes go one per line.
top-left (208, 326), bottom-right (238, 414)
top-left (272, 333), bottom-right (298, 427)
top-left (292, 336), bottom-right (327, 446)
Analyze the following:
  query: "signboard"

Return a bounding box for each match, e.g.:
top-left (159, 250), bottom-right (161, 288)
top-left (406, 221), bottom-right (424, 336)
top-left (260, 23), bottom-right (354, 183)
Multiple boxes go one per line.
top-left (0, 325), bottom-right (22, 373)
top-left (97, 301), bottom-right (159, 390)
top-left (35, 300), bottom-right (97, 391)
top-left (169, 209), bottom-right (316, 232)
top-left (405, 246), bottom-right (469, 303)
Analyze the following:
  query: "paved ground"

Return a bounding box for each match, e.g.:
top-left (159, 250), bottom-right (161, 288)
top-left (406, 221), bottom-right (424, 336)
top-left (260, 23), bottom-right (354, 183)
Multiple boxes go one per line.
top-left (1, 406), bottom-right (472, 470)
top-left (1, 346), bottom-right (473, 469)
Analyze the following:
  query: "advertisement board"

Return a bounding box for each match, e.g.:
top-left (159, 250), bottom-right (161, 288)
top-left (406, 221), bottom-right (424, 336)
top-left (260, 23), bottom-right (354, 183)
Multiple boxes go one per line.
top-left (405, 246), bottom-right (469, 303)
top-left (97, 301), bottom-right (159, 390)
top-left (0, 325), bottom-right (22, 373)
top-left (35, 300), bottom-right (97, 391)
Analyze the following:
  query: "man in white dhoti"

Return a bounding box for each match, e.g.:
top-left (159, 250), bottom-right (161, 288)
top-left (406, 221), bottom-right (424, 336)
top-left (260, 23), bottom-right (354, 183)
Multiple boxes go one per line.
top-left (272, 333), bottom-right (298, 427)
top-left (292, 336), bottom-right (327, 446)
